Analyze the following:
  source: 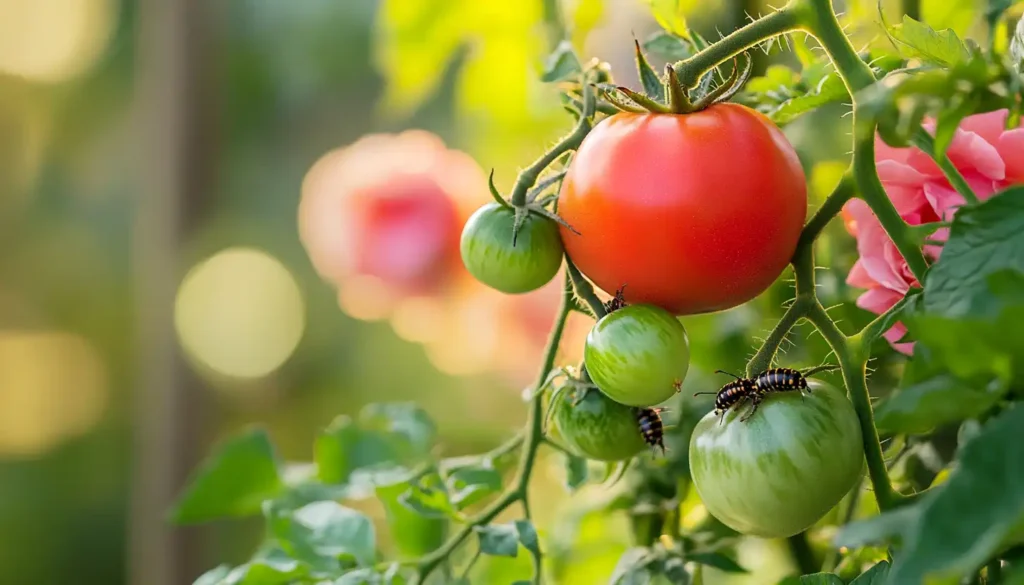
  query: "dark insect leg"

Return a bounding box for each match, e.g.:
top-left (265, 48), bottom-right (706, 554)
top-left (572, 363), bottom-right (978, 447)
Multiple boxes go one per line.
top-left (715, 369), bottom-right (743, 379)
top-left (740, 395), bottom-right (763, 422)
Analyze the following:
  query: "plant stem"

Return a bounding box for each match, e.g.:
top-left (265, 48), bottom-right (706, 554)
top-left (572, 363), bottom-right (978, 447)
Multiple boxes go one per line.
top-left (911, 128), bottom-right (980, 204)
top-left (510, 86), bottom-right (593, 207)
top-left (805, 303), bottom-right (900, 510)
top-left (852, 132), bottom-right (931, 283)
top-left (797, 171), bottom-right (856, 252)
top-left (787, 531), bottom-right (818, 575)
top-left (414, 277), bottom-right (575, 583)
top-left (795, 0), bottom-right (875, 93)
top-left (746, 296), bottom-right (811, 377)
top-left (673, 3), bottom-right (804, 88)
top-left (565, 257), bottom-right (608, 319)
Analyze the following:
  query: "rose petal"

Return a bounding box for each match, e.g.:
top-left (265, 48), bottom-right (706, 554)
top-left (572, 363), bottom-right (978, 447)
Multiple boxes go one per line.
top-left (845, 200), bottom-right (912, 292)
top-left (923, 183), bottom-right (966, 221)
top-left (847, 260), bottom-right (879, 289)
top-left (875, 134), bottom-right (913, 165)
top-left (856, 286), bottom-right (903, 315)
top-left (883, 321), bottom-right (915, 355)
top-left (958, 109), bottom-right (1008, 146)
top-left (998, 129), bottom-right (1024, 182)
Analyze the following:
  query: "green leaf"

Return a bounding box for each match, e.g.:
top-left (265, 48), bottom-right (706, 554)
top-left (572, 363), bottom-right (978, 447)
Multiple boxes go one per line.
top-left (514, 519), bottom-right (540, 558)
top-left (887, 406), bottom-right (1024, 583)
top-left (268, 500), bottom-right (376, 570)
top-left (874, 374), bottom-right (1009, 434)
top-left (445, 463), bottom-right (502, 508)
top-left (398, 483), bottom-right (458, 519)
top-left (643, 0), bottom-right (689, 36)
top-left (767, 74), bottom-right (848, 125)
top-left (564, 454), bottom-right (588, 491)
top-left (885, 15), bottom-right (970, 67)
top-left (475, 523), bottom-right (521, 557)
top-left (335, 569), bottom-right (379, 584)
top-left (195, 565), bottom-right (232, 585)
top-left (359, 402), bottom-right (436, 448)
top-left (798, 574), bottom-right (844, 585)
top-left (609, 547), bottom-right (654, 584)
top-left (834, 506), bottom-right (919, 549)
top-left (924, 187), bottom-right (1024, 319)
top-left (315, 403), bottom-right (435, 485)
top-left (1011, 11), bottom-right (1024, 70)
top-left (375, 471), bottom-right (448, 558)
top-left (634, 40), bottom-right (664, 101)
top-left (171, 428), bottom-right (284, 524)
top-left (541, 40), bottom-right (583, 82)
top-left (848, 561), bottom-right (890, 585)
top-left (687, 552), bottom-right (747, 573)
top-left (861, 290), bottom-right (921, 349)
top-left (643, 31), bottom-right (691, 60)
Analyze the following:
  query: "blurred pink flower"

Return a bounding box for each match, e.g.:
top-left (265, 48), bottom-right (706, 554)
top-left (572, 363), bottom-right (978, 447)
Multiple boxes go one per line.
top-left (843, 109), bottom-right (1024, 355)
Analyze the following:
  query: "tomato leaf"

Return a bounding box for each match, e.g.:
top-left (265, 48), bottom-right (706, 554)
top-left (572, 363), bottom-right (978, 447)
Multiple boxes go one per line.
top-left (798, 574), bottom-right (844, 585)
top-left (315, 403), bottom-right (435, 485)
top-left (1010, 13), bottom-right (1024, 70)
top-left (834, 506), bottom-right (918, 549)
top-left (924, 187), bottom-right (1024, 319)
top-left (886, 405), bottom-right (1024, 583)
top-left (884, 14), bottom-right (970, 67)
top-left (335, 569), bottom-right (381, 585)
top-left (643, 31), bottom-right (692, 60)
top-left (874, 374), bottom-right (1009, 434)
top-left (398, 483), bottom-right (458, 519)
top-left (564, 453), bottom-right (589, 491)
top-left (194, 565), bottom-right (232, 585)
top-left (268, 500), bottom-right (377, 569)
top-left (848, 560), bottom-right (890, 585)
top-left (375, 471), bottom-right (448, 558)
top-left (542, 40), bottom-right (583, 83)
top-left (643, 0), bottom-right (689, 36)
top-left (687, 552), bottom-right (747, 573)
top-left (475, 523), bottom-right (521, 557)
top-left (609, 547), bottom-right (656, 585)
top-left (170, 428), bottom-right (285, 524)
top-left (515, 519), bottom-right (541, 558)
top-left (445, 463), bottom-right (502, 508)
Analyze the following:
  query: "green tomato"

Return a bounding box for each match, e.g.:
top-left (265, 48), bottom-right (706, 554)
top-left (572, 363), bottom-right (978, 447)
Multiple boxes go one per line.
top-left (688, 380), bottom-right (864, 538)
top-left (460, 203), bottom-right (563, 294)
top-left (584, 304), bottom-right (690, 407)
top-left (553, 387), bottom-right (647, 462)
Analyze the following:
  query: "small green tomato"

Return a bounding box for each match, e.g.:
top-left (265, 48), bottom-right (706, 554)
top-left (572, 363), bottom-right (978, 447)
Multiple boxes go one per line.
top-left (460, 203), bottom-right (563, 294)
top-left (583, 304), bottom-right (690, 407)
top-left (688, 380), bottom-right (864, 538)
top-left (552, 387), bottom-right (647, 462)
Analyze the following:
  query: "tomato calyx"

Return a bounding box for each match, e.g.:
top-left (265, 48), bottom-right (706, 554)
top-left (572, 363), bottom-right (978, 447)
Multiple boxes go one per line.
top-left (486, 167), bottom-right (578, 246)
top-left (600, 43), bottom-right (754, 115)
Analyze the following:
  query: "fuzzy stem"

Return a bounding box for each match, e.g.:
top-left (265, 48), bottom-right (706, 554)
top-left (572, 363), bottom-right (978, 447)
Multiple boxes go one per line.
top-left (805, 304), bottom-right (900, 510)
top-left (414, 278), bottom-right (574, 582)
top-left (673, 3), bottom-right (803, 88)
top-left (565, 257), bottom-right (608, 319)
top-left (510, 83), bottom-right (594, 207)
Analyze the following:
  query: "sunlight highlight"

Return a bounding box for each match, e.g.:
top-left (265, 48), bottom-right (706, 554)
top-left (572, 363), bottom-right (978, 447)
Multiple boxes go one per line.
top-left (175, 247), bottom-right (305, 379)
top-left (0, 0), bottom-right (116, 83)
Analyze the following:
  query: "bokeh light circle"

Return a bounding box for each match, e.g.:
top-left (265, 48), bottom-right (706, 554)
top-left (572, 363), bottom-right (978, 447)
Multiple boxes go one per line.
top-left (175, 247), bottom-right (305, 379)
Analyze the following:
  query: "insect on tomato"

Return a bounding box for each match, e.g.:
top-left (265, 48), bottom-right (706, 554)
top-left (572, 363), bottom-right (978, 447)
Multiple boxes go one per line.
top-left (688, 380), bottom-right (863, 538)
top-left (557, 104), bottom-right (807, 315)
top-left (460, 203), bottom-right (564, 294)
top-left (584, 304), bottom-right (690, 407)
top-left (552, 387), bottom-right (647, 462)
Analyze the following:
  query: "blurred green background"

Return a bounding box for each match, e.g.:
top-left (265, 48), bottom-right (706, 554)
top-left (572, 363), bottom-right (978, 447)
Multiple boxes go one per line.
top-left (0, 0), bottom-right (996, 583)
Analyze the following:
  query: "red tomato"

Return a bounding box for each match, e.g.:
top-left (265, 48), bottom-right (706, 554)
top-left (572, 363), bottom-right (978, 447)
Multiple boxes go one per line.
top-left (557, 104), bottom-right (807, 315)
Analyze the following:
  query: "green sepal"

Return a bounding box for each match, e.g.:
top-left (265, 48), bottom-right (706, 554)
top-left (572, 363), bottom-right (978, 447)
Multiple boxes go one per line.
top-left (634, 38), bottom-right (666, 101)
top-left (488, 170), bottom-right (511, 208)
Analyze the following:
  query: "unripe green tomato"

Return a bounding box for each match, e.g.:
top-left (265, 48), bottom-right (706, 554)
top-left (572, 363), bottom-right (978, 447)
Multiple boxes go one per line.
top-left (688, 380), bottom-right (864, 538)
top-left (460, 203), bottom-right (563, 294)
top-left (553, 387), bottom-right (647, 462)
top-left (584, 304), bottom-right (690, 407)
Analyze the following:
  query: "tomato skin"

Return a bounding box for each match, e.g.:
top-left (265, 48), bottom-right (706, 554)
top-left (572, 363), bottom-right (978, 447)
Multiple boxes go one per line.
top-left (460, 203), bottom-right (564, 294)
top-left (553, 387), bottom-right (647, 462)
top-left (557, 104), bottom-right (807, 315)
top-left (584, 304), bottom-right (690, 407)
top-left (688, 380), bottom-right (863, 538)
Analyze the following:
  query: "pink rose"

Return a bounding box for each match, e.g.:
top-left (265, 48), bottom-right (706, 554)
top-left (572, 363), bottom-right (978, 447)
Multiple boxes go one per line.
top-left (843, 109), bottom-right (1024, 355)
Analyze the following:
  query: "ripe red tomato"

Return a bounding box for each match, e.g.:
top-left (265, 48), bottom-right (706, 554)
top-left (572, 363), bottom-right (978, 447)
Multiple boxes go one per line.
top-left (557, 104), bottom-right (807, 315)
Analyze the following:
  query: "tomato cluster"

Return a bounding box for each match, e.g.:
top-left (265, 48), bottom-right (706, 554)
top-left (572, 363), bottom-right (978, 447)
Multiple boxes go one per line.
top-left (455, 103), bottom-right (867, 538)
